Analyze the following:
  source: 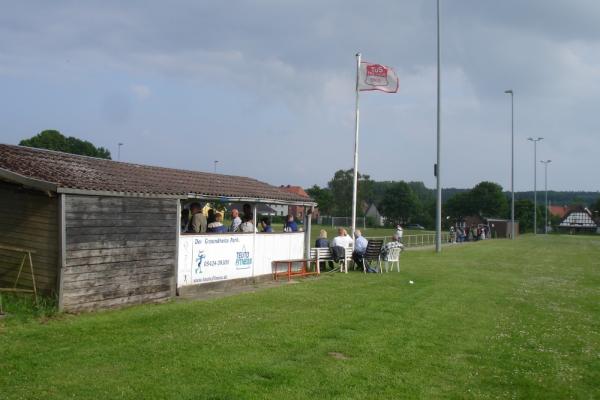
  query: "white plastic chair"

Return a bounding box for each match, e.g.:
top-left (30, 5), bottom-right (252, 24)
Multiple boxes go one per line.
top-left (381, 246), bottom-right (402, 272)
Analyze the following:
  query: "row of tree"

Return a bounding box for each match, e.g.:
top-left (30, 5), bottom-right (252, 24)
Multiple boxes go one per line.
top-left (307, 170), bottom-right (600, 232)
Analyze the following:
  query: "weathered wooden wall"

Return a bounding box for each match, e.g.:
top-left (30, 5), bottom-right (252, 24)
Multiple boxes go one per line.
top-left (0, 181), bottom-right (59, 294)
top-left (62, 195), bottom-right (177, 312)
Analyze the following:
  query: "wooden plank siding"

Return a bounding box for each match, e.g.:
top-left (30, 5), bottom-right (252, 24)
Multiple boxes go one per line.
top-left (0, 181), bottom-right (59, 294)
top-left (62, 195), bottom-right (177, 312)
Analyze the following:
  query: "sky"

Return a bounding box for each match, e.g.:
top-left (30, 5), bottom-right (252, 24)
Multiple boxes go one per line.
top-left (1, 1), bottom-right (599, 192)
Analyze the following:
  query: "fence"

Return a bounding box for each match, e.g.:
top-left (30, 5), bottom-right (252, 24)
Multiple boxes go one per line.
top-left (367, 233), bottom-right (453, 248)
top-left (318, 216), bottom-right (366, 229)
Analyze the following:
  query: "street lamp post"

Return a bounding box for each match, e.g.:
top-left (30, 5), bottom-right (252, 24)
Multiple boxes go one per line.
top-left (540, 160), bottom-right (552, 233)
top-left (214, 160), bottom-right (219, 173)
top-left (527, 137), bottom-right (543, 234)
top-left (435, 0), bottom-right (442, 253)
top-left (117, 142), bottom-right (123, 161)
top-left (504, 90), bottom-right (514, 240)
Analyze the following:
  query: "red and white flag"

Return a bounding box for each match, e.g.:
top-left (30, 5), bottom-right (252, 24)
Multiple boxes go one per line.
top-left (357, 61), bottom-right (399, 93)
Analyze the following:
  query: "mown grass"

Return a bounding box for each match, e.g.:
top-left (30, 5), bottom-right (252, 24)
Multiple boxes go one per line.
top-left (1, 235), bottom-right (599, 399)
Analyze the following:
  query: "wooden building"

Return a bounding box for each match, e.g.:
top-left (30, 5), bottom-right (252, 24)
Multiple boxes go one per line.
top-left (0, 144), bottom-right (314, 312)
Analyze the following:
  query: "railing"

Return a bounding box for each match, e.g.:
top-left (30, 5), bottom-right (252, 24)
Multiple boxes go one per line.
top-left (367, 233), bottom-right (452, 248)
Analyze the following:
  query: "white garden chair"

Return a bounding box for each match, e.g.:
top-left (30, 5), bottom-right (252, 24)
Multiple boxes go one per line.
top-left (381, 246), bottom-right (402, 273)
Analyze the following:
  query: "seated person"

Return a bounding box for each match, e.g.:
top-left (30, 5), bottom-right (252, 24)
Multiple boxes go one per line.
top-left (381, 234), bottom-right (404, 259)
top-left (315, 229), bottom-right (329, 248)
top-left (283, 214), bottom-right (298, 232)
top-left (331, 228), bottom-right (353, 248)
top-left (180, 207), bottom-right (190, 233)
top-left (315, 229), bottom-right (334, 271)
top-left (352, 229), bottom-right (376, 273)
top-left (260, 216), bottom-right (273, 233)
top-left (207, 213), bottom-right (227, 233)
top-left (240, 213), bottom-right (255, 233)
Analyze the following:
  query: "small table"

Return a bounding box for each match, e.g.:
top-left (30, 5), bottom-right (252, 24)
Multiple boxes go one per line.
top-left (272, 259), bottom-right (319, 281)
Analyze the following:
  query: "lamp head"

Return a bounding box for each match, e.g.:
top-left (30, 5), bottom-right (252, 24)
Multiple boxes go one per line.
top-left (504, 90), bottom-right (513, 94)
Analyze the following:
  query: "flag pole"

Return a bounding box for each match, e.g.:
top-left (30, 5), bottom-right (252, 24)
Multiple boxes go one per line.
top-left (435, 0), bottom-right (442, 253)
top-left (351, 52), bottom-right (361, 260)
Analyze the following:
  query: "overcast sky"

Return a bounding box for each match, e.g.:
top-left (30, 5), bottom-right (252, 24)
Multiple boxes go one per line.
top-left (1, 1), bottom-right (599, 191)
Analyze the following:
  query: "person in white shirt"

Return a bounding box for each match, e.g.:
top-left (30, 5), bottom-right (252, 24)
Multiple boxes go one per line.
top-left (240, 213), bottom-right (255, 233)
top-left (229, 209), bottom-right (242, 232)
top-left (331, 228), bottom-right (353, 248)
top-left (395, 225), bottom-right (403, 242)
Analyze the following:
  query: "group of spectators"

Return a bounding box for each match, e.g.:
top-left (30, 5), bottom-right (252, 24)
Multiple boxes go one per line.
top-left (315, 227), bottom-right (404, 273)
top-left (181, 202), bottom-right (300, 234)
top-left (449, 224), bottom-right (490, 243)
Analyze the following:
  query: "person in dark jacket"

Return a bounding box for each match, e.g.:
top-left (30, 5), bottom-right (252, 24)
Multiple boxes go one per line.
top-left (284, 214), bottom-right (298, 232)
top-left (315, 229), bottom-right (334, 271)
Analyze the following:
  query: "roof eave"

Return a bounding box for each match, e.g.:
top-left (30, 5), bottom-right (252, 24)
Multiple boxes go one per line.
top-left (0, 168), bottom-right (58, 193)
top-left (185, 193), bottom-right (316, 207)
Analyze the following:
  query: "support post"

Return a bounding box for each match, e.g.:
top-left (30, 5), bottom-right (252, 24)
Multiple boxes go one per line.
top-left (57, 193), bottom-right (66, 312)
top-left (435, 0), bottom-right (442, 253)
top-left (351, 52), bottom-right (361, 240)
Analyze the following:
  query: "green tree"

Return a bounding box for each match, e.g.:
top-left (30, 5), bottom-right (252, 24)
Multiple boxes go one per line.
top-left (469, 181), bottom-right (508, 218)
top-left (20, 130), bottom-right (111, 159)
top-left (444, 181), bottom-right (508, 220)
top-left (444, 191), bottom-right (474, 219)
top-left (305, 185), bottom-right (334, 215)
top-left (327, 169), bottom-right (373, 216)
top-left (514, 199), bottom-right (545, 233)
top-left (379, 181), bottom-right (419, 225)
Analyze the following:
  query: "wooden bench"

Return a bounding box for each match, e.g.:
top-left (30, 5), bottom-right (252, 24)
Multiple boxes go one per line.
top-left (309, 245), bottom-right (353, 273)
top-left (272, 259), bottom-right (319, 281)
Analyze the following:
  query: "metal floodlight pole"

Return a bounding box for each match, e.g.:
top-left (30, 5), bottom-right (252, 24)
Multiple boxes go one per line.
top-left (351, 52), bottom-right (361, 243)
top-left (504, 90), bottom-right (514, 239)
top-left (435, 0), bottom-right (442, 253)
top-left (527, 137), bottom-right (543, 234)
top-left (540, 160), bottom-right (552, 233)
top-left (117, 142), bottom-right (123, 161)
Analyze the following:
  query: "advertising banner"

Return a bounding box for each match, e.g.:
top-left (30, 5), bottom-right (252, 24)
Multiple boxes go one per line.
top-left (178, 233), bottom-right (304, 287)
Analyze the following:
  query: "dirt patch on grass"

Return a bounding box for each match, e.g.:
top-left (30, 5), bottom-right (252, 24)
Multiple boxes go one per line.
top-left (328, 351), bottom-right (350, 360)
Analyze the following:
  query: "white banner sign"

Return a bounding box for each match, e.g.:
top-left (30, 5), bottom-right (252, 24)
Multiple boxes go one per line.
top-left (179, 235), bottom-right (254, 285)
top-left (178, 233), bottom-right (304, 287)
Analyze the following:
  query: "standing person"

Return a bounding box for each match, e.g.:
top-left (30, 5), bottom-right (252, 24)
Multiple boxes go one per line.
top-left (240, 213), bottom-right (255, 233)
top-left (189, 202), bottom-right (207, 233)
top-left (395, 224), bottom-right (404, 243)
top-left (207, 208), bottom-right (216, 225)
top-left (180, 207), bottom-right (190, 233)
top-left (243, 203), bottom-right (252, 221)
top-left (260, 216), bottom-right (273, 233)
top-left (284, 214), bottom-right (298, 232)
top-left (353, 229), bottom-right (376, 273)
top-left (207, 213), bottom-right (227, 233)
top-left (229, 209), bottom-right (242, 232)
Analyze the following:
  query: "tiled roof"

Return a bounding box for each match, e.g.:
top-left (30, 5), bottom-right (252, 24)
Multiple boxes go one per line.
top-left (0, 144), bottom-right (314, 204)
top-left (279, 185), bottom-right (310, 198)
top-left (548, 205), bottom-right (569, 218)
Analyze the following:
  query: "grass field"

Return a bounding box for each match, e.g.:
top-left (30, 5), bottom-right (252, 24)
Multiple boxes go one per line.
top-left (1, 235), bottom-right (599, 399)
